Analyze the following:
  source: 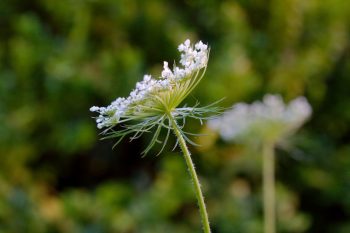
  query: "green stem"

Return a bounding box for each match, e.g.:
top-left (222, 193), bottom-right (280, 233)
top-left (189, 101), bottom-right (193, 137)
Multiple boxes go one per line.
top-left (168, 114), bottom-right (211, 233)
top-left (262, 141), bottom-right (276, 233)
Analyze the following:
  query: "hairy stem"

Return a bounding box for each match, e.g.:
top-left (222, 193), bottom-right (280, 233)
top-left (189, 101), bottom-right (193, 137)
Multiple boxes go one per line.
top-left (263, 141), bottom-right (276, 233)
top-left (168, 114), bottom-right (211, 233)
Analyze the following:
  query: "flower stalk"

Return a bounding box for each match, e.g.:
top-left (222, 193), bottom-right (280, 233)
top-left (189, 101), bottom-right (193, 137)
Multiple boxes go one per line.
top-left (168, 113), bottom-right (211, 233)
top-left (262, 141), bottom-right (275, 233)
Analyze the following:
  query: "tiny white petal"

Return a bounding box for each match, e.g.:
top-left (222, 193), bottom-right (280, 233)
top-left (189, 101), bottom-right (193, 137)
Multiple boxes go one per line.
top-left (90, 106), bottom-right (99, 112)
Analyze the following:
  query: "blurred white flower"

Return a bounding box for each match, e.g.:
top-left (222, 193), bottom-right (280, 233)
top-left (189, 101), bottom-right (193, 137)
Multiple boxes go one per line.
top-left (208, 94), bottom-right (312, 143)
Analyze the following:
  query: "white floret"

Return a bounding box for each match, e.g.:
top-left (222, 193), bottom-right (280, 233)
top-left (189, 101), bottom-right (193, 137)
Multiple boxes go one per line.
top-left (90, 106), bottom-right (100, 112)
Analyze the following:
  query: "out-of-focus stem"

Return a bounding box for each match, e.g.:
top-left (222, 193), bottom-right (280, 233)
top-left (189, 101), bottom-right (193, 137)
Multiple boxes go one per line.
top-left (263, 141), bottom-right (276, 233)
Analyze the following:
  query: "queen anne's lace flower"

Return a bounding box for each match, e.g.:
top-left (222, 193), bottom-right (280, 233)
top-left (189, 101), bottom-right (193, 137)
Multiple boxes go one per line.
top-left (90, 39), bottom-right (209, 129)
top-left (208, 94), bottom-right (312, 143)
top-left (90, 40), bottom-right (216, 231)
top-left (90, 39), bottom-right (218, 155)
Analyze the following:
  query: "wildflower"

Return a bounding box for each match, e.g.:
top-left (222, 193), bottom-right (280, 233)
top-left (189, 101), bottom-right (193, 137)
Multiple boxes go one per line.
top-left (90, 39), bottom-right (218, 155)
top-left (90, 39), bottom-right (217, 233)
top-left (91, 40), bottom-right (209, 128)
top-left (208, 94), bottom-right (312, 233)
top-left (208, 94), bottom-right (312, 144)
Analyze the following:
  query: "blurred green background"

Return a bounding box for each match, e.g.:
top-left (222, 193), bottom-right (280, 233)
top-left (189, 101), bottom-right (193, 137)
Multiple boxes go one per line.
top-left (0, 0), bottom-right (349, 232)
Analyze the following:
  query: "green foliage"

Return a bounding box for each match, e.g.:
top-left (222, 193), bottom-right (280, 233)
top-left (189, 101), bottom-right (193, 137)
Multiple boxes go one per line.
top-left (0, 0), bottom-right (349, 232)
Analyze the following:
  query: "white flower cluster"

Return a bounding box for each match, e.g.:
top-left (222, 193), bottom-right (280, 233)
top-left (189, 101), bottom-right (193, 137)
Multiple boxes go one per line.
top-left (90, 39), bottom-right (209, 129)
top-left (208, 94), bottom-right (312, 142)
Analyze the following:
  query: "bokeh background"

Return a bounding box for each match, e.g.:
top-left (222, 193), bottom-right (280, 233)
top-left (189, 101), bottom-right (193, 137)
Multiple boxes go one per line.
top-left (0, 0), bottom-right (350, 232)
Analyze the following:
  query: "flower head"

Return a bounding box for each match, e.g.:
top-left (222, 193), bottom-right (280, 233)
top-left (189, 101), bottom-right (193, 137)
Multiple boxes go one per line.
top-left (208, 94), bottom-right (312, 144)
top-left (90, 39), bottom-right (218, 154)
